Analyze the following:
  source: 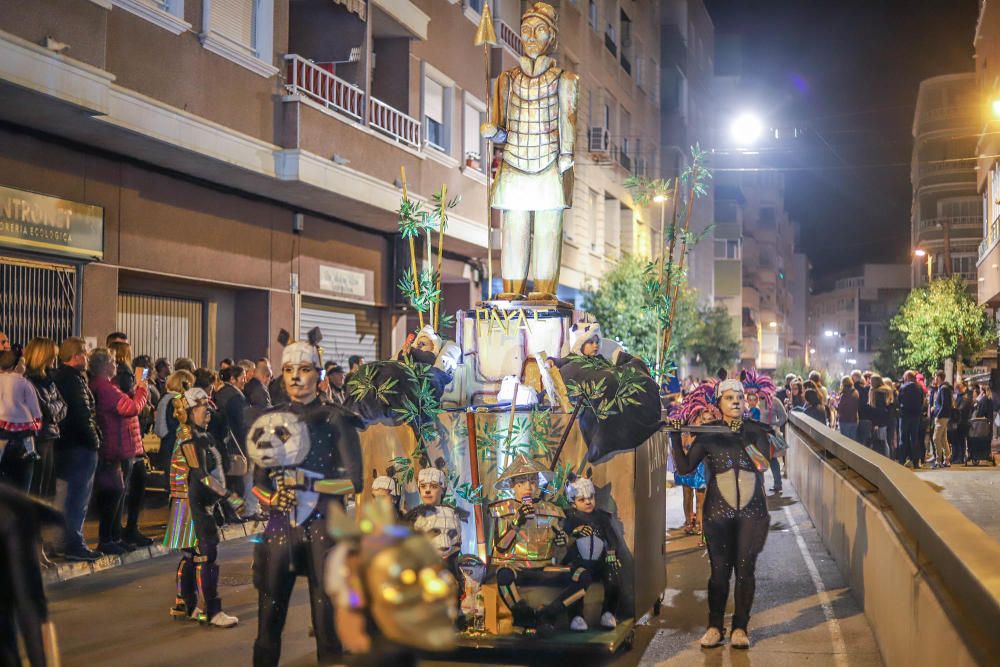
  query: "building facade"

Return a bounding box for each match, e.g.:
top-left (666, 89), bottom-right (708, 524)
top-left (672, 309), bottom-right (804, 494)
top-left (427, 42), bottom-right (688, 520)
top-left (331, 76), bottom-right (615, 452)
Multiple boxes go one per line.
top-left (976, 2), bottom-right (1000, 340)
top-left (660, 0), bottom-right (714, 306)
top-left (910, 73), bottom-right (979, 290)
top-left (0, 0), bottom-right (661, 365)
top-left (807, 264), bottom-right (909, 379)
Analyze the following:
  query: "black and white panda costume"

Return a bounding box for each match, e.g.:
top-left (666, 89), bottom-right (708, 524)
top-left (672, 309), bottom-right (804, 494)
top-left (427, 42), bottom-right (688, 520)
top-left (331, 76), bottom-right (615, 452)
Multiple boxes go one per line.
top-left (561, 474), bottom-right (622, 631)
top-left (247, 333), bottom-right (364, 667)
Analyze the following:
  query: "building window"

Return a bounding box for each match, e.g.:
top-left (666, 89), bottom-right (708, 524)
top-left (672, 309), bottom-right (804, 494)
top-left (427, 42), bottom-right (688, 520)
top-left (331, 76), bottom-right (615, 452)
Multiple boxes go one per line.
top-left (588, 0), bottom-right (598, 30)
top-left (200, 0), bottom-right (277, 77)
top-left (714, 239), bottom-right (740, 259)
top-left (112, 0), bottom-right (190, 34)
top-left (859, 323), bottom-right (872, 352)
top-left (463, 100), bottom-right (485, 172)
top-left (938, 197), bottom-right (979, 220)
top-left (424, 76), bottom-right (451, 152)
top-left (467, 0), bottom-right (485, 13)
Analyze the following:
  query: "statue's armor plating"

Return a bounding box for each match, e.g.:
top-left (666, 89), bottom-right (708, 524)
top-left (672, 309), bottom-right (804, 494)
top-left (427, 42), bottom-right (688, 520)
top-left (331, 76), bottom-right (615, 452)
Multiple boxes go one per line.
top-left (503, 66), bottom-right (562, 174)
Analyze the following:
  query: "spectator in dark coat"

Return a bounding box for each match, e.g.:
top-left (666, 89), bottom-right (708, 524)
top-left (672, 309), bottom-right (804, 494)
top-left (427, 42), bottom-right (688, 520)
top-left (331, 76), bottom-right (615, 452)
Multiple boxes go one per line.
top-left (852, 370), bottom-right (872, 447)
top-left (244, 358), bottom-right (272, 409)
top-left (868, 374), bottom-right (893, 457)
top-left (23, 338), bottom-right (67, 500)
top-left (950, 381), bottom-right (972, 465)
top-left (930, 370), bottom-right (953, 468)
top-left (897, 370), bottom-right (925, 468)
top-left (793, 388), bottom-right (828, 425)
top-left (52, 338), bottom-right (102, 561)
top-left (213, 365), bottom-right (254, 517)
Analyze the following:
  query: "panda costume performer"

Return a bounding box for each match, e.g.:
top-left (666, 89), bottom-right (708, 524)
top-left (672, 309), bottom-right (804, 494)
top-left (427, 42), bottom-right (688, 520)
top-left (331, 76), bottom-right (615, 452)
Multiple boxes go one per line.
top-left (561, 474), bottom-right (622, 631)
top-left (403, 466), bottom-right (466, 604)
top-left (248, 330), bottom-right (364, 667)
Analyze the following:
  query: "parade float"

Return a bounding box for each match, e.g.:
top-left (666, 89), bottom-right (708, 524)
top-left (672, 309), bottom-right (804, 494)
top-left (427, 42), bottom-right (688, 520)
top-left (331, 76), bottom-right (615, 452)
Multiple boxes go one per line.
top-left (342, 2), bottom-right (711, 656)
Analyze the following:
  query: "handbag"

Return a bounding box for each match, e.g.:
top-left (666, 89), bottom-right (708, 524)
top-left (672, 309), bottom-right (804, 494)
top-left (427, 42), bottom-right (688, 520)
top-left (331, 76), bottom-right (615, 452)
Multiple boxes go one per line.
top-left (224, 426), bottom-right (249, 477)
top-left (969, 417), bottom-right (991, 440)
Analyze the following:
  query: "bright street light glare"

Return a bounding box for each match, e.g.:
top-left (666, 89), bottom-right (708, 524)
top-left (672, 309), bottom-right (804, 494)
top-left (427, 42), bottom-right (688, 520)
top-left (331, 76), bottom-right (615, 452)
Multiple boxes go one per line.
top-left (992, 99), bottom-right (1000, 118)
top-left (839, 347), bottom-right (847, 353)
top-left (809, 348), bottom-right (817, 354)
top-left (847, 358), bottom-right (857, 365)
top-left (914, 248), bottom-right (927, 257)
top-left (653, 194), bottom-right (668, 203)
top-left (730, 113), bottom-right (764, 145)
top-left (768, 321), bottom-right (777, 328)
top-left (824, 330), bottom-right (834, 337)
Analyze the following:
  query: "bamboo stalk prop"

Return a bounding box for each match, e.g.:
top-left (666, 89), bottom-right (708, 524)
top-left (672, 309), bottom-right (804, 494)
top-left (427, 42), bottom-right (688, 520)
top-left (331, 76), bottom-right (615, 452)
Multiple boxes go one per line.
top-left (400, 165), bottom-right (424, 329)
top-left (656, 177), bottom-right (680, 383)
top-left (474, 4), bottom-right (498, 301)
top-left (549, 398), bottom-right (583, 471)
top-left (435, 184), bottom-right (447, 330)
top-left (661, 169), bottom-right (701, 358)
top-left (466, 408), bottom-right (489, 564)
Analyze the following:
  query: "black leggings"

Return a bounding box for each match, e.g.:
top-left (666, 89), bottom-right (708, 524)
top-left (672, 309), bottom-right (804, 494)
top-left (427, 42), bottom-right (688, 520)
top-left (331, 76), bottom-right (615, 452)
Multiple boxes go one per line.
top-left (702, 506), bottom-right (769, 631)
top-left (176, 542), bottom-right (222, 617)
top-left (123, 458), bottom-right (146, 532)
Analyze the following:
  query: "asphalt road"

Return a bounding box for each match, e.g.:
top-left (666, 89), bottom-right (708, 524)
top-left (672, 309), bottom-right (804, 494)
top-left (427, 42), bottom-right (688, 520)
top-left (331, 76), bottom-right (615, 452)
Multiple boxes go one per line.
top-left (48, 476), bottom-right (882, 667)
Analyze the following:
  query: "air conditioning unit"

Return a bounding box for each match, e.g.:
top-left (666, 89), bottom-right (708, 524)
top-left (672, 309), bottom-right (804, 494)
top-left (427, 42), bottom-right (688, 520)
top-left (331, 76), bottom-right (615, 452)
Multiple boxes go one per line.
top-left (588, 127), bottom-right (610, 154)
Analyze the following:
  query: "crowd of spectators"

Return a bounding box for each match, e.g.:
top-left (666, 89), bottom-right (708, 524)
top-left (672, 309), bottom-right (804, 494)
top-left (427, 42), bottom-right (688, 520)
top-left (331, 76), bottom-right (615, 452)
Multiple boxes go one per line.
top-left (0, 328), bottom-right (358, 563)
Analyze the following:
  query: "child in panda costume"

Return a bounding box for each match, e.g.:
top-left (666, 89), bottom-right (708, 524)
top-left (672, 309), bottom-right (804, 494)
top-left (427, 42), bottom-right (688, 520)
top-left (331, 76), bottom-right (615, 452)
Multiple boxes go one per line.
top-left (561, 474), bottom-right (622, 631)
top-left (403, 466), bottom-right (466, 604)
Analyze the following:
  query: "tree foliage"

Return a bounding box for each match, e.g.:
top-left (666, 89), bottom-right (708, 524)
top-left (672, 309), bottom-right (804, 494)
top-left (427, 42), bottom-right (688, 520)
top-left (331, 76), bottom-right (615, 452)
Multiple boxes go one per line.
top-left (889, 276), bottom-right (996, 373)
top-left (687, 305), bottom-right (741, 374)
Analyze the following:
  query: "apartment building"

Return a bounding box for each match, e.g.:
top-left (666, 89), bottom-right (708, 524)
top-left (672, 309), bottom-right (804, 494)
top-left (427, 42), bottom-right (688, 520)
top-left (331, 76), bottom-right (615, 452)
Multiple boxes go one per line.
top-left (807, 264), bottom-right (909, 379)
top-left (977, 2), bottom-right (1000, 330)
top-left (660, 0), bottom-right (714, 305)
top-left (0, 0), bottom-right (661, 364)
top-left (910, 73), bottom-right (979, 290)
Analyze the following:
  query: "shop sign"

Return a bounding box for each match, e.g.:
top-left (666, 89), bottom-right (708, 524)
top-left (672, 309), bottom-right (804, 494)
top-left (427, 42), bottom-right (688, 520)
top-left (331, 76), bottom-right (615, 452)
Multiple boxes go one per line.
top-left (319, 263), bottom-right (371, 301)
top-left (0, 185), bottom-right (103, 259)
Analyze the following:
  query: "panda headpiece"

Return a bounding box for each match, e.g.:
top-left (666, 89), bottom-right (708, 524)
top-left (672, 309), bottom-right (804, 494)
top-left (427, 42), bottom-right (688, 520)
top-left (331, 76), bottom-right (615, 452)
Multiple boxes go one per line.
top-left (279, 327), bottom-right (324, 369)
top-left (371, 467), bottom-right (398, 497)
top-left (570, 321), bottom-right (601, 356)
top-left (566, 469), bottom-right (596, 501)
top-left (246, 410), bottom-right (311, 468)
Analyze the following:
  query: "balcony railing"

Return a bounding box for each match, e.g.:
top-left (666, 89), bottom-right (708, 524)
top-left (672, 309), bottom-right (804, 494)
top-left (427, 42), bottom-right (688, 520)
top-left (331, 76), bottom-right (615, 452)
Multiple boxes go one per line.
top-left (917, 215), bottom-right (983, 234)
top-left (285, 54), bottom-right (422, 151)
top-left (285, 54), bottom-right (363, 122)
top-left (496, 20), bottom-right (523, 57)
top-left (918, 158), bottom-right (976, 178)
top-left (369, 96), bottom-right (421, 148)
top-left (980, 215), bottom-right (1000, 260)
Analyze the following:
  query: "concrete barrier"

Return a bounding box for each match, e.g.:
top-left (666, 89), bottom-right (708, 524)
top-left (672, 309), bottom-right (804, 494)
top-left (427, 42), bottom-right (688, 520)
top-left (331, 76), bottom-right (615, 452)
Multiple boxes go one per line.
top-left (786, 413), bottom-right (1000, 667)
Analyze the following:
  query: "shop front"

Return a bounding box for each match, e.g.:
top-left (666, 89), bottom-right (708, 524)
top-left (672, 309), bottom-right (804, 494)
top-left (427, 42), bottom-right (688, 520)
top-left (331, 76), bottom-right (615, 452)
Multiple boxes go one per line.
top-left (0, 184), bottom-right (102, 347)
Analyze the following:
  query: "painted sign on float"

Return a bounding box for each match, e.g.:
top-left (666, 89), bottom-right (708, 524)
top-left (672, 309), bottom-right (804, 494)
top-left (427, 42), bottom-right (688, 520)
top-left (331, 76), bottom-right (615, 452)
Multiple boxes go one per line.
top-left (0, 185), bottom-right (104, 259)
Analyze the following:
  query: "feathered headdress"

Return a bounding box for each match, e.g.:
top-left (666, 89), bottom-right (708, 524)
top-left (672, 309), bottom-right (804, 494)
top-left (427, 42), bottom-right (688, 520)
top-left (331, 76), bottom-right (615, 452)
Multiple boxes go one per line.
top-left (740, 368), bottom-right (776, 408)
top-left (670, 380), bottom-right (721, 424)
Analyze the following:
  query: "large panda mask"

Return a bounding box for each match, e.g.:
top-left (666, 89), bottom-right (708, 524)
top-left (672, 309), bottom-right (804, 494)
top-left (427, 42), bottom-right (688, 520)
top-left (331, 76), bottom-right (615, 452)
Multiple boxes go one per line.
top-left (247, 411), bottom-right (310, 468)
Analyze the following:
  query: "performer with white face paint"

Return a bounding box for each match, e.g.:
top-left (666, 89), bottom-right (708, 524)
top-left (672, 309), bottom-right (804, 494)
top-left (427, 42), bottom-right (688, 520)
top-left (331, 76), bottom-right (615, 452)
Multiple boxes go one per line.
top-left (405, 466), bottom-right (466, 610)
top-left (247, 330), bottom-right (364, 667)
top-left (668, 378), bottom-right (773, 650)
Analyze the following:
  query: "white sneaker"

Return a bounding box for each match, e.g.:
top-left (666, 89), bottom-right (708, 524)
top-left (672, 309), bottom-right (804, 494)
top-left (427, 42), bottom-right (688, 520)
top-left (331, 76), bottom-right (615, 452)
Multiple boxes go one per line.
top-left (569, 616), bottom-right (588, 632)
top-left (700, 627), bottom-right (724, 648)
top-left (730, 628), bottom-right (750, 649)
top-left (599, 611), bottom-right (617, 629)
top-left (207, 611), bottom-right (239, 628)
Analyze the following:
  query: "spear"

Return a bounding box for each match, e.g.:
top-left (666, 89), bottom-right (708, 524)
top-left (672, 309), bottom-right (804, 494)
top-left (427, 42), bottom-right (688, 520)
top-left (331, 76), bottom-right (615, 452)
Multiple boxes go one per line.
top-left (400, 165), bottom-right (423, 329)
top-left (474, 3), bottom-right (498, 301)
top-left (435, 184), bottom-right (447, 330)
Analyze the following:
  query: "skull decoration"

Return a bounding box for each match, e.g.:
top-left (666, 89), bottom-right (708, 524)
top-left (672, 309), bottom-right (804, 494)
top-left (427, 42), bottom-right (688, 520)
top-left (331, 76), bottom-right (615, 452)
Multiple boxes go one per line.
top-left (366, 534), bottom-right (458, 651)
top-left (412, 506), bottom-right (462, 559)
top-left (246, 411), bottom-right (310, 468)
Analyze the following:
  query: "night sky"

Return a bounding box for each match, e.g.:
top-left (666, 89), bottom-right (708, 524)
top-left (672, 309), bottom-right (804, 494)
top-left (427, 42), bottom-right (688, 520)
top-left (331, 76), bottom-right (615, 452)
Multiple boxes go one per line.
top-left (704, 0), bottom-right (979, 278)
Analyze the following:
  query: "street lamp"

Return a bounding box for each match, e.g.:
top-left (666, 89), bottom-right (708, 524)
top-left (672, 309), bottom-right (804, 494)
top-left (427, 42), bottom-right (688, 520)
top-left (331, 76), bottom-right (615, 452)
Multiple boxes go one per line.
top-left (730, 112), bottom-right (764, 146)
top-left (914, 247), bottom-right (933, 283)
top-left (768, 321), bottom-right (777, 328)
top-left (824, 330), bottom-right (834, 337)
top-left (992, 98), bottom-right (1000, 118)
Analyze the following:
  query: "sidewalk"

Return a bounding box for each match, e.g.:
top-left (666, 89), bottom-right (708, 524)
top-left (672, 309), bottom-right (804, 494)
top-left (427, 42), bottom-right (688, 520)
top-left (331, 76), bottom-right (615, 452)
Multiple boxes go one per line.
top-left (45, 492), bottom-right (262, 585)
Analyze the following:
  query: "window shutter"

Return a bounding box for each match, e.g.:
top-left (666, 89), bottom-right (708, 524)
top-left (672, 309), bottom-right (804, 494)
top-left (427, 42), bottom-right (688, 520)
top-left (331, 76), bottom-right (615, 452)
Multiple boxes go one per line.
top-left (211, 0), bottom-right (255, 52)
top-left (425, 78), bottom-right (444, 124)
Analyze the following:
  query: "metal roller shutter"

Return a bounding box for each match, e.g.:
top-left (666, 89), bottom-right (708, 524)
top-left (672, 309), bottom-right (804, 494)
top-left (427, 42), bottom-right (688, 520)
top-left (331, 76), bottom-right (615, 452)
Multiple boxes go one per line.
top-left (299, 299), bottom-right (379, 368)
top-left (0, 256), bottom-right (77, 347)
top-left (116, 293), bottom-right (203, 365)
top-left (211, 0), bottom-right (256, 51)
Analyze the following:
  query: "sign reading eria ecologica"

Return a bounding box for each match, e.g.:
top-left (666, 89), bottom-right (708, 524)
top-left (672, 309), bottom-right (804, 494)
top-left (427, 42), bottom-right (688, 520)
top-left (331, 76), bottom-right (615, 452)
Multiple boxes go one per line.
top-left (0, 185), bottom-right (104, 260)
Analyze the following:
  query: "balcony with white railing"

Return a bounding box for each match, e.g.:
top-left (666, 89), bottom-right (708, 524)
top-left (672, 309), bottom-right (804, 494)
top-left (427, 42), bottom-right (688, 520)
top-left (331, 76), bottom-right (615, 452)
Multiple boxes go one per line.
top-left (285, 54), bottom-right (364, 122)
top-left (284, 54), bottom-right (422, 152)
top-left (495, 20), bottom-right (523, 58)
top-left (917, 215), bottom-right (984, 236)
top-left (368, 96), bottom-right (421, 149)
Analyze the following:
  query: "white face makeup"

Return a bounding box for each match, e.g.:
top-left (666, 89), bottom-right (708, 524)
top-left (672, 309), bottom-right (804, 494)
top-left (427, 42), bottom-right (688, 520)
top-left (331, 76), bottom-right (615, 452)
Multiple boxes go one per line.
top-left (283, 362), bottom-right (319, 403)
top-left (718, 389), bottom-right (746, 420)
top-left (418, 481), bottom-right (444, 506)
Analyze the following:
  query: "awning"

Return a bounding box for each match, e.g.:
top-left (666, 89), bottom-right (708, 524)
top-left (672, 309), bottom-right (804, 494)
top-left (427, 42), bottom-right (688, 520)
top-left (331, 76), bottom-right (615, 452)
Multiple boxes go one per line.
top-left (334, 0), bottom-right (367, 20)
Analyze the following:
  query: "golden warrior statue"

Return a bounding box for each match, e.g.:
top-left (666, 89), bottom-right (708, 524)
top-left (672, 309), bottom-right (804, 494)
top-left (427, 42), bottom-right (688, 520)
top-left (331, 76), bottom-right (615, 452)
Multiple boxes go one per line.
top-left (482, 2), bottom-right (579, 301)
